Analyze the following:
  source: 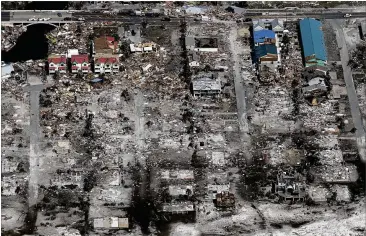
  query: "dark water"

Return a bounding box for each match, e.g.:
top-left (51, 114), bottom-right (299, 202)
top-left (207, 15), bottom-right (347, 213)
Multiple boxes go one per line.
top-left (24, 1), bottom-right (69, 10)
top-left (2, 24), bottom-right (55, 63)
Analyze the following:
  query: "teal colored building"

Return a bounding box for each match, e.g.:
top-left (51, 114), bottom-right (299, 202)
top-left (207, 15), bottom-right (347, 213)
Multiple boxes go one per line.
top-left (299, 18), bottom-right (327, 67)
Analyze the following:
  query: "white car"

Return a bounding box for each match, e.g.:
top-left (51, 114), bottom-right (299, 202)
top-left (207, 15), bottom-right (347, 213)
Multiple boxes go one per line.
top-left (344, 13), bottom-right (352, 18)
top-left (78, 17), bottom-right (85, 21)
top-left (28, 18), bottom-right (37, 21)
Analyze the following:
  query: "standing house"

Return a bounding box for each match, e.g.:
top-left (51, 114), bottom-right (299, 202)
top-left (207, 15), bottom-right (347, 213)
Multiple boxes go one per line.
top-left (254, 44), bottom-right (278, 63)
top-left (253, 19), bottom-right (266, 31)
top-left (299, 18), bottom-right (327, 67)
top-left (71, 54), bottom-right (90, 73)
top-left (94, 56), bottom-right (119, 73)
top-left (271, 18), bottom-right (284, 35)
top-left (48, 54), bottom-right (67, 74)
top-left (253, 19), bottom-right (284, 34)
top-left (92, 36), bottom-right (119, 55)
top-left (253, 30), bottom-right (276, 46)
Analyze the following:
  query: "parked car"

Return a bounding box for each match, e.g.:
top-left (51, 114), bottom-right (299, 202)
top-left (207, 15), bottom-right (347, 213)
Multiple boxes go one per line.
top-left (28, 18), bottom-right (37, 21)
top-left (57, 12), bottom-right (62, 17)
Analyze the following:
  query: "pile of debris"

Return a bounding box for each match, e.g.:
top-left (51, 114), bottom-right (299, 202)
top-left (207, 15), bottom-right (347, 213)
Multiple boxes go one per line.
top-left (1, 25), bottom-right (25, 51)
top-left (251, 86), bottom-right (295, 134)
top-left (48, 23), bottom-right (92, 54)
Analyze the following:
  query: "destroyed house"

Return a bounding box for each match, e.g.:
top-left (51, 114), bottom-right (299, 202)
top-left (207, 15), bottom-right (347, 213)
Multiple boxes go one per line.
top-left (1, 156), bottom-right (20, 173)
top-left (160, 202), bottom-right (195, 213)
top-left (90, 186), bottom-right (132, 208)
top-left (185, 36), bottom-right (195, 51)
top-left (160, 169), bottom-right (194, 181)
top-left (2, 176), bottom-right (26, 196)
top-left (93, 217), bottom-right (129, 230)
top-left (299, 18), bottom-right (327, 67)
top-left (48, 54), bottom-right (67, 74)
top-left (93, 36), bottom-right (119, 55)
top-left (215, 191), bottom-right (235, 209)
top-left (71, 54), bottom-right (90, 73)
top-left (305, 65), bottom-right (329, 75)
top-left (168, 185), bottom-right (194, 199)
top-left (253, 30), bottom-right (276, 46)
top-left (207, 184), bottom-right (230, 199)
top-left (254, 44), bottom-right (278, 63)
top-left (50, 169), bottom-right (84, 188)
top-left (130, 42), bottom-right (157, 53)
top-left (276, 173), bottom-right (306, 201)
top-left (97, 168), bottom-right (122, 186)
top-left (209, 151), bottom-right (226, 167)
top-left (191, 73), bottom-right (221, 97)
top-left (94, 56), bottom-right (119, 73)
top-left (301, 77), bottom-right (328, 98)
top-left (194, 37), bottom-right (218, 52)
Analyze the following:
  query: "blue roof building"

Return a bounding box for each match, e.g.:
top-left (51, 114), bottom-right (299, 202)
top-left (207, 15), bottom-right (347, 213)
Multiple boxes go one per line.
top-left (299, 18), bottom-right (327, 67)
top-left (253, 30), bottom-right (276, 44)
top-left (254, 44), bottom-right (278, 63)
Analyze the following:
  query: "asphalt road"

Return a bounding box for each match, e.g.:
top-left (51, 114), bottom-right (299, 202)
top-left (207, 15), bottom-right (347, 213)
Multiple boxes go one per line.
top-left (329, 19), bottom-right (366, 161)
top-left (246, 12), bottom-right (366, 19)
top-left (228, 25), bottom-right (252, 164)
top-left (24, 76), bottom-right (44, 208)
top-left (2, 11), bottom-right (72, 21)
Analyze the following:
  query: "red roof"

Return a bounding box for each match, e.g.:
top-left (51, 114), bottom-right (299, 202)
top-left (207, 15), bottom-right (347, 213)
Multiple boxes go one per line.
top-left (48, 55), bottom-right (66, 64)
top-left (72, 66), bottom-right (78, 70)
top-left (71, 54), bottom-right (89, 64)
top-left (81, 66), bottom-right (89, 69)
top-left (59, 66), bottom-right (66, 70)
top-left (106, 36), bottom-right (115, 42)
top-left (49, 67), bottom-right (56, 70)
top-left (95, 57), bottom-right (118, 64)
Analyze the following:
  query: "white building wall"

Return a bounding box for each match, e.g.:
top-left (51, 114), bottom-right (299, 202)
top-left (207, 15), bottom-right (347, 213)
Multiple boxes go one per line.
top-left (194, 48), bottom-right (218, 52)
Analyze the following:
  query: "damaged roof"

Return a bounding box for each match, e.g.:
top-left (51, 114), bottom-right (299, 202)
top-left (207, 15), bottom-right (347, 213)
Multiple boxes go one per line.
top-left (48, 54), bottom-right (67, 64)
top-left (192, 73), bottom-right (221, 91)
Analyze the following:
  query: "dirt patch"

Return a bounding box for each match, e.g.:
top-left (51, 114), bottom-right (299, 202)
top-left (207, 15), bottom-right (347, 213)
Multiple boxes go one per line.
top-left (323, 20), bottom-right (341, 62)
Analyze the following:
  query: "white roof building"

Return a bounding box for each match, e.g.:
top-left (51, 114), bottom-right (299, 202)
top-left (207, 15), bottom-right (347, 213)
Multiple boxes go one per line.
top-left (1, 63), bottom-right (14, 80)
top-left (67, 49), bottom-right (79, 58)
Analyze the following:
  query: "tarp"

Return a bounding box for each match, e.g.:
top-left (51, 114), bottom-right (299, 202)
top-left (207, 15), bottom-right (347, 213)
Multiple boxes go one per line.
top-left (91, 78), bottom-right (103, 83)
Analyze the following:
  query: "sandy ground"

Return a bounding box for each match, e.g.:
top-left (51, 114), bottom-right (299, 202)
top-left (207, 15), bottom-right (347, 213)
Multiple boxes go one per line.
top-left (168, 199), bottom-right (365, 236)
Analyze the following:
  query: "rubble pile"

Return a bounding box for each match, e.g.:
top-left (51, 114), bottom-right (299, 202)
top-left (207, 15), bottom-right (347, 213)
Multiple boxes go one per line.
top-left (124, 52), bottom-right (189, 99)
top-left (1, 25), bottom-right (25, 51)
top-left (48, 23), bottom-right (92, 54)
top-left (299, 101), bottom-right (338, 132)
top-left (280, 22), bottom-right (304, 87)
top-left (251, 86), bottom-right (295, 133)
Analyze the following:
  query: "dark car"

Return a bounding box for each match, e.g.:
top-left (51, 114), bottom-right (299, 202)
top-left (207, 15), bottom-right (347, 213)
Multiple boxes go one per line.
top-left (57, 12), bottom-right (62, 17)
top-left (162, 16), bottom-right (171, 21)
